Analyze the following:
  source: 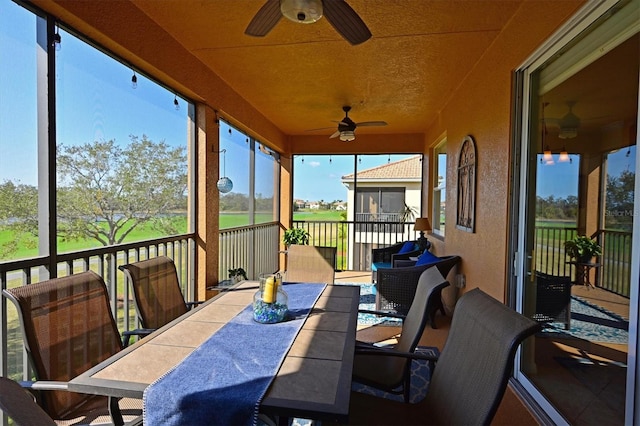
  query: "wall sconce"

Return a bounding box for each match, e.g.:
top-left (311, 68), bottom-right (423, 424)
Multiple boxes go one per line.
top-left (558, 147), bottom-right (571, 163)
top-left (414, 217), bottom-right (432, 251)
top-left (216, 149), bottom-right (233, 193)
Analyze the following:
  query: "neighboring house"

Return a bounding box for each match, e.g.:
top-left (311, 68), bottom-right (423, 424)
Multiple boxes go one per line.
top-left (341, 155), bottom-right (423, 270)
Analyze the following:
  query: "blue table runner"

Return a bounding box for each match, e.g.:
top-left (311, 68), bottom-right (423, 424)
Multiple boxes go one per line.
top-left (143, 283), bottom-right (326, 426)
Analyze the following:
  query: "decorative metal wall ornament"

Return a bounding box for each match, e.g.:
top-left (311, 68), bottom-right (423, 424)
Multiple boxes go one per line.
top-left (456, 135), bottom-right (476, 232)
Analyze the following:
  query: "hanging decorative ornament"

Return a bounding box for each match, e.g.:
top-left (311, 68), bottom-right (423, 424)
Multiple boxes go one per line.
top-left (217, 149), bottom-right (233, 193)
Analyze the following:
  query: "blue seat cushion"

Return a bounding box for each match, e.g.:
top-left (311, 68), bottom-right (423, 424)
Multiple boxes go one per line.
top-left (372, 262), bottom-right (392, 271)
top-left (415, 250), bottom-right (441, 266)
top-left (397, 241), bottom-right (416, 254)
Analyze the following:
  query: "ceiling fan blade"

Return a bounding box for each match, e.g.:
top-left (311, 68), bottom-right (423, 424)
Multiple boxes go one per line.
top-left (356, 121), bottom-right (388, 127)
top-left (322, 0), bottom-right (372, 45)
top-left (305, 126), bottom-right (336, 132)
top-left (329, 130), bottom-right (341, 138)
top-left (245, 0), bottom-right (282, 37)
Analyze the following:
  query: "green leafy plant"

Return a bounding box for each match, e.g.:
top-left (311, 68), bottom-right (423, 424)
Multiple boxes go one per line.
top-left (228, 267), bottom-right (247, 280)
top-left (399, 202), bottom-right (418, 222)
top-left (283, 228), bottom-right (310, 246)
top-left (564, 236), bottom-right (602, 260)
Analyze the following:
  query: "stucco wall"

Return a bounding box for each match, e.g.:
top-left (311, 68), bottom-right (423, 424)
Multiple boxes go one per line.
top-left (424, 1), bottom-right (585, 302)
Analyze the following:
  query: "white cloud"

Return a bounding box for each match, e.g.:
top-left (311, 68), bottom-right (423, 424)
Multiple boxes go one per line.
top-left (309, 161), bottom-right (321, 168)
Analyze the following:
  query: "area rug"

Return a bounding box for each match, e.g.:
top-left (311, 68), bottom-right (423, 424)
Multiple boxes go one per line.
top-left (340, 283), bottom-right (403, 326)
top-left (541, 296), bottom-right (629, 345)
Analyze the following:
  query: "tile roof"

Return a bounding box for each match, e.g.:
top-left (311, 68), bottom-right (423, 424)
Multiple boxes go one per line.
top-left (342, 155), bottom-right (422, 181)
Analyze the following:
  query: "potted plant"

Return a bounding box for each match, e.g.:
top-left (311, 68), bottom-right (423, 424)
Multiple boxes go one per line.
top-left (228, 267), bottom-right (248, 283)
top-left (283, 228), bottom-right (310, 247)
top-left (564, 236), bottom-right (602, 263)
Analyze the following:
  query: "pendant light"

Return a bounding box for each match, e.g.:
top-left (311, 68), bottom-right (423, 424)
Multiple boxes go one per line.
top-left (217, 149), bottom-right (233, 193)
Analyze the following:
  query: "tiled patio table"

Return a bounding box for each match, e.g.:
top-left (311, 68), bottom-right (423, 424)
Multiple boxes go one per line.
top-left (69, 281), bottom-right (359, 423)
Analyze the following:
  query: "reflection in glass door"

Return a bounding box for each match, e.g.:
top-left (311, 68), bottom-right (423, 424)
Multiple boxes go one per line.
top-left (515, 3), bottom-right (639, 424)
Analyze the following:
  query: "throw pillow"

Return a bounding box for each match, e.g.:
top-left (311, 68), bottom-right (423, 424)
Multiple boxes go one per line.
top-left (397, 241), bottom-right (416, 254)
top-left (415, 250), bottom-right (441, 266)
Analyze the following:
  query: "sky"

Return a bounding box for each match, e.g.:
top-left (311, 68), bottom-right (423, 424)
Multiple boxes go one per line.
top-left (291, 154), bottom-right (419, 202)
top-left (1, 0), bottom-right (636, 204)
top-left (0, 2), bottom-right (189, 187)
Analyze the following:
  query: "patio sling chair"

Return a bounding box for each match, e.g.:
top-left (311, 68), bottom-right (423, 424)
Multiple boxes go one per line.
top-left (533, 271), bottom-right (572, 330)
top-left (352, 267), bottom-right (449, 403)
top-left (119, 256), bottom-right (202, 337)
top-left (376, 254), bottom-right (461, 327)
top-left (283, 245), bottom-right (337, 284)
top-left (0, 376), bottom-right (56, 426)
top-left (2, 271), bottom-right (143, 425)
top-left (348, 288), bottom-right (541, 425)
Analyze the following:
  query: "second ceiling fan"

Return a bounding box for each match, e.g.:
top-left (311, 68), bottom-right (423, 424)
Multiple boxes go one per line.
top-left (245, 0), bottom-right (372, 45)
top-left (308, 106), bottom-right (387, 141)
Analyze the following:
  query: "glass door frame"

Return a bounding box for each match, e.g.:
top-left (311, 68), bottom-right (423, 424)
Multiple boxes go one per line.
top-left (508, 0), bottom-right (640, 423)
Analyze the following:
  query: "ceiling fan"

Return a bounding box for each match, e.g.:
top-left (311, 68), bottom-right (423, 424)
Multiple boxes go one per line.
top-left (245, 0), bottom-right (372, 45)
top-left (308, 106), bottom-right (387, 141)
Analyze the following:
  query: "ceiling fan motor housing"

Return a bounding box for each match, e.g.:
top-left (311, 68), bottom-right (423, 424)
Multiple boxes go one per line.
top-left (281, 0), bottom-right (323, 24)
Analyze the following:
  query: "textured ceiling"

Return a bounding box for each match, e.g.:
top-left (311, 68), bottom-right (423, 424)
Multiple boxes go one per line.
top-left (130, 0), bottom-right (525, 137)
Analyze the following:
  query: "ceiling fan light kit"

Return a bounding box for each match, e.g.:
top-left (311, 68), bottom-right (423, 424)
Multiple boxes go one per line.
top-left (339, 130), bottom-right (355, 141)
top-left (245, 0), bottom-right (372, 45)
top-left (281, 0), bottom-right (323, 23)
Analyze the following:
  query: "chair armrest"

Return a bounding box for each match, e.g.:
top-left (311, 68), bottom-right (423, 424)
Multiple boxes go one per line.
top-left (186, 301), bottom-right (204, 309)
top-left (357, 309), bottom-right (406, 320)
top-left (355, 347), bottom-right (440, 363)
top-left (122, 328), bottom-right (155, 347)
top-left (19, 380), bottom-right (70, 391)
top-left (391, 249), bottom-right (421, 264)
top-left (393, 259), bottom-right (417, 268)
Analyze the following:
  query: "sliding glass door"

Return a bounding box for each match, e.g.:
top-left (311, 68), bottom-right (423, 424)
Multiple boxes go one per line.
top-left (513, 1), bottom-right (639, 423)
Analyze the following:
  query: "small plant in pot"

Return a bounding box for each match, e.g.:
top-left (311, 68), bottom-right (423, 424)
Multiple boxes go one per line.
top-left (564, 236), bottom-right (602, 263)
top-left (228, 268), bottom-right (248, 283)
top-left (283, 228), bottom-right (310, 247)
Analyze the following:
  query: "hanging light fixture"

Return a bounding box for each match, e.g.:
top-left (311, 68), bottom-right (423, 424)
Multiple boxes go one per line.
top-left (131, 71), bottom-right (137, 89)
top-left (217, 149), bottom-right (233, 193)
top-left (173, 95), bottom-right (180, 111)
top-left (543, 146), bottom-right (554, 164)
top-left (558, 147), bottom-right (570, 163)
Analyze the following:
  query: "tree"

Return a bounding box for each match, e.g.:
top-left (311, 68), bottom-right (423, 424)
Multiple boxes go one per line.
top-left (56, 135), bottom-right (187, 246)
top-left (606, 169), bottom-right (635, 231)
top-left (0, 180), bottom-right (38, 257)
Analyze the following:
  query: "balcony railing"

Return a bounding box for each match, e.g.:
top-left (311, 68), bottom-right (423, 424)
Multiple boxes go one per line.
top-left (219, 222), bottom-right (280, 280)
top-left (534, 226), bottom-right (631, 297)
top-left (292, 220), bottom-right (421, 271)
top-left (1, 234), bottom-right (195, 381)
